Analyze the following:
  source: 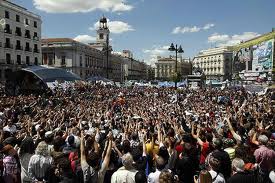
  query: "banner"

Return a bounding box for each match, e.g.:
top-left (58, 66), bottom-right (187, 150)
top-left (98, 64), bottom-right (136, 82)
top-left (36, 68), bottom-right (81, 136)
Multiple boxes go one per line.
top-left (252, 39), bottom-right (273, 72)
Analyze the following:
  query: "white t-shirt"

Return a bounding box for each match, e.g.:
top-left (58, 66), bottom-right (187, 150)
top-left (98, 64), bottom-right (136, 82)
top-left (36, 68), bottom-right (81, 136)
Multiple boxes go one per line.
top-left (209, 170), bottom-right (226, 183)
top-left (3, 125), bottom-right (17, 133)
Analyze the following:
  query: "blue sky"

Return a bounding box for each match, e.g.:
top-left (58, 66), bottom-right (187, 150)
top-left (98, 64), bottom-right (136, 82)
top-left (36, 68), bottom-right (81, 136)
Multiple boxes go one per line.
top-left (11, 0), bottom-right (275, 65)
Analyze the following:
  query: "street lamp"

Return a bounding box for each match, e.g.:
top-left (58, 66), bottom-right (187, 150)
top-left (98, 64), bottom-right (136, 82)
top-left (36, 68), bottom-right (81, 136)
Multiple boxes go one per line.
top-left (168, 43), bottom-right (184, 89)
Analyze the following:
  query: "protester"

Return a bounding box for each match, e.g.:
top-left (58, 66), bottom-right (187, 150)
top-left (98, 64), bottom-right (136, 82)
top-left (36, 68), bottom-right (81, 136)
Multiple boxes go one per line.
top-left (0, 82), bottom-right (274, 183)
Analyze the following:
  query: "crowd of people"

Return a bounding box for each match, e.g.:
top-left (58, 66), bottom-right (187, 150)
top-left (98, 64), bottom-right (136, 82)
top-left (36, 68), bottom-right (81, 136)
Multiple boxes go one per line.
top-left (0, 82), bottom-right (275, 183)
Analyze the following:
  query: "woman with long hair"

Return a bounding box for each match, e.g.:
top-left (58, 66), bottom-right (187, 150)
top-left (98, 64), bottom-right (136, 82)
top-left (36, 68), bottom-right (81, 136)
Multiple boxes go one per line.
top-left (19, 136), bottom-right (35, 183)
top-left (194, 170), bottom-right (213, 183)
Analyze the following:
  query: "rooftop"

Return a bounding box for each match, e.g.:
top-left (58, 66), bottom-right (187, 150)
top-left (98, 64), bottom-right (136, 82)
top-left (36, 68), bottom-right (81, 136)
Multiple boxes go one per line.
top-left (42, 38), bottom-right (76, 44)
top-left (2, 0), bottom-right (41, 19)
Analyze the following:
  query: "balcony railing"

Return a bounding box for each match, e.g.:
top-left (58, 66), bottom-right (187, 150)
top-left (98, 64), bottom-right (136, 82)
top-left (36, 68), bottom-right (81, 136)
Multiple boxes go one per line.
top-left (15, 31), bottom-right (22, 36)
top-left (16, 45), bottom-right (23, 50)
top-left (25, 34), bottom-right (31, 39)
top-left (4, 29), bottom-right (12, 34)
top-left (33, 36), bottom-right (39, 41)
top-left (25, 47), bottom-right (32, 52)
top-left (34, 49), bottom-right (40, 53)
top-left (4, 43), bottom-right (13, 49)
top-left (6, 60), bottom-right (13, 64)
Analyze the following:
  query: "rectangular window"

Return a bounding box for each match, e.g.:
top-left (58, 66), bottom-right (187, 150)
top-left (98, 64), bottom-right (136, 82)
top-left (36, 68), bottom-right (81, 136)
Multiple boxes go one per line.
top-left (17, 55), bottom-right (21, 65)
top-left (15, 27), bottom-right (21, 36)
top-left (34, 21), bottom-right (37, 28)
top-left (16, 14), bottom-right (20, 22)
top-left (61, 56), bottom-right (66, 65)
top-left (5, 11), bottom-right (9, 19)
top-left (26, 56), bottom-right (30, 65)
top-left (25, 18), bottom-right (29, 25)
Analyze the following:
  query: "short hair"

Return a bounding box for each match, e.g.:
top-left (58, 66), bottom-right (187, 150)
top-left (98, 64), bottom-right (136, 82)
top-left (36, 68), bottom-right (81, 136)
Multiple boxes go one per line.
top-left (122, 153), bottom-right (134, 169)
top-left (135, 171), bottom-right (147, 183)
top-left (258, 135), bottom-right (269, 145)
top-left (232, 158), bottom-right (245, 172)
top-left (209, 156), bottom-right (221, 172)
top-left (155, 156), bottom-right (166, 171)
top-left (213, 138), bottom-right (223, 149)
top-left (159, 170), bottom-right (173, 183)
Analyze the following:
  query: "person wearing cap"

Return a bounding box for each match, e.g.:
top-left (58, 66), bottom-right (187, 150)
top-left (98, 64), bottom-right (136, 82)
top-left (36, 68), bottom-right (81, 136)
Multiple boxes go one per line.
top-left (224, 138), bottom-right (236, 161)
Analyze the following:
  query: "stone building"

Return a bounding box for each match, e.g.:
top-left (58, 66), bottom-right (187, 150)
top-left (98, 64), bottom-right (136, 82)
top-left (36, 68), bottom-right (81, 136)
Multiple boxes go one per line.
top-left (0, 0), bottom-right (42, 81)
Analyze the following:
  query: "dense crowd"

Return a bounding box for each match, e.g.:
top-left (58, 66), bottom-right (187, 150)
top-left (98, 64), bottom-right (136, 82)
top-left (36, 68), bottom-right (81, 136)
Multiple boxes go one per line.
top-left (0, 83), bottom-right (275, 183)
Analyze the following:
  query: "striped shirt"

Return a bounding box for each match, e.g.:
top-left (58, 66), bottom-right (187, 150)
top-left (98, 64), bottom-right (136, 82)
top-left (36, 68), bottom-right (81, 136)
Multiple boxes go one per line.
top-left (28, 154), bottom-right (53, 180)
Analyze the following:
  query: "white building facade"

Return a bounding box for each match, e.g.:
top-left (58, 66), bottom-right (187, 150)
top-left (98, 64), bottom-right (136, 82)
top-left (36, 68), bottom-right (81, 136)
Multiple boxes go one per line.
top-left (193, 47), bottom-right (233, 81)
top-left (0, 0), bottom-right (42, 82)
top-left (42, 38), bottom-right (105, 79)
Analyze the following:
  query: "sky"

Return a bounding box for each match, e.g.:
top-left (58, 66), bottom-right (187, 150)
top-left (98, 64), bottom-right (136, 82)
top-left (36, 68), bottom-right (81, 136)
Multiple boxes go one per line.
top-left (10, 0), bottom-right (275, 66)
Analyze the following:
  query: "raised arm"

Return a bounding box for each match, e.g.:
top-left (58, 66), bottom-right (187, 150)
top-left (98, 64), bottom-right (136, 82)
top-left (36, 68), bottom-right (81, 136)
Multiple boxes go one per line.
top-left (80, 131), bottom-right (87, 164)
top-left (100, 134), bottom-right (112, 173)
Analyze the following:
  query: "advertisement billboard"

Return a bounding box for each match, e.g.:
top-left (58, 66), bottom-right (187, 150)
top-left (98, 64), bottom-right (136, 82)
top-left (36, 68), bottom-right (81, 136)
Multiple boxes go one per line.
top-left (252, 39), bottom-right (273, 72)
top-left (233, 47), bottom-right (253, 73)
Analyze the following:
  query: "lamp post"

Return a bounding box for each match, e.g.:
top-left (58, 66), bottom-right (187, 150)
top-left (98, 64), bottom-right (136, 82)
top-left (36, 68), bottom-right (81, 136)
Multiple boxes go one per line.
top-left (168, 43), bottom-right (184, 89)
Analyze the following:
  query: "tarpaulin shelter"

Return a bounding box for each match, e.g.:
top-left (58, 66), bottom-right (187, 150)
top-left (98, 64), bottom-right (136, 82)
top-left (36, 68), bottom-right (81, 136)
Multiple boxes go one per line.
top-left (5, 65), bottom-right (81, 95)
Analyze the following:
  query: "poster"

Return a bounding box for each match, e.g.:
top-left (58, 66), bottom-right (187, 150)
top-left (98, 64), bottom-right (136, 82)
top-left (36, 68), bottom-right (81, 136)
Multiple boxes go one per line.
top-left (252, 39), bottom-right (273, 72)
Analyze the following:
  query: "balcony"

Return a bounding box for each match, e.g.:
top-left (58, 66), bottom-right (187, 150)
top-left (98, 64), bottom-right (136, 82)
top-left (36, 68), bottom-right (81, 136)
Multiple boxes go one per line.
top-left (4, 29), bottom-right (12, 34)
top-left (34, 48), bottom-right (40, 53)
top-left (25, 47), bottom-right (32, 52)
top-left (6, 60), bottom-right (13, 64)
top-left (33, 36), bottom-right (39, 41)
top-left (25, 34), bottom-right (31, 39)
top-left (15, 45), bottom-right (23, 50)
top-left (15, 31), bottom-right (22, 37)
top-left (4, 43), bottom-right (13, 49)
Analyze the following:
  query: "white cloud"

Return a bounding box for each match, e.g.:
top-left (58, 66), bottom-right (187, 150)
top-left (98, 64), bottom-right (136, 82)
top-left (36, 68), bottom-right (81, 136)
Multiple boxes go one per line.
top-left (172, 23), bottom-right (215, 34)
top-left (33, 0), bottom-right (133, 13)
top-left (90, 19), bottom-right (134, 34)
top-left (74, 35), bottom-right (96, 44)
top-left (143, 45), bottom-right (170, 66)
top-left (203, 23), bottom-right (215, 30)
top-left (208, 33), bottom-right (230, 43)
top-left (208, 32), bottom-right (260, 46)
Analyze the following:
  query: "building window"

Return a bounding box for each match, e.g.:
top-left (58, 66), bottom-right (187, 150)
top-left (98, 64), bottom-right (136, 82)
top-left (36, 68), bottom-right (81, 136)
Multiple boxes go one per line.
top-left (34, 21), bottom-right (37, 28)
top-left (5, 11), bottom-right (9, 19)
top-left (25, 18), bottom-right (29, 25)
top-left (26, 56), bottom-right (30, 65)
top-left (15, 27), bottom-right (22, 36)
top-left (25, 42), bottom-right (30, 51)
top-left (34, 57), bottom-right (38, 65)
top-left (99, 33), bottom-right (104, 39)
top-left (16, 14), bottom-right (20, 22)
top-left (61, 56), bottom-right (66, 66)
top-left (4, 24), bottom-right (11, 34)
top-left (17, 55), bottom-right (21, 65)
top-left (34, 44), bottom-right (38, 53)
top-left (80, 56), bottom-right (82, 67)
top-left (16, 40), bottom-right (22, 50)
top-left (33, 32), bottom-right (38, 40)
top-left (25, 30), bottom-right (31, 39)
top-left (6, 53), bottom-right (11, 64)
